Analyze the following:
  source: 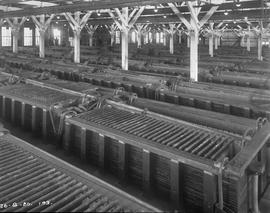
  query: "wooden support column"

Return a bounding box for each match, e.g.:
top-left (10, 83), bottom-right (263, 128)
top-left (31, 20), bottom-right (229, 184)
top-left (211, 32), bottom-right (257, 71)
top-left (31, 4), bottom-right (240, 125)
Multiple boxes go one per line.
top-left (247, 26), bottom-right (251, 52)
top-left (169, 1), bottom-right (220, 82)
top-left (64, 11), bottom-right (93, 63)
top-left (121, 8), bottom-right (129, 70)
top-left (214, 35), bottom-right (218, 50)
top-left (6, 17), bottom-right (26, 54)
top-left (190, 28), bottom-right (199, 81)
top-left (105, 23), bottom-right (117, 46)
top-left (134, 24), bottom-right (148, 48)
top-left (209, 22), bottom-right (214, 57)
top-left (86, 25), bottom-right (98, 47)
top-left (74, 29), bottom-right (80, 63)
top-left (169, 32), bottom-right (174, 54)
top-left (258, 34), bottom-right (263, 61)
top-left (109, 6), bottom-right (145, 70)
top-left (163, 31), bottom-right (167, 46)
top-left (164, 24), bottom-right (179, 54)
top-left (32, 14), bottom-right (54, 58)
top-left (187, 34), bottom-right (190, 48)
top-left (178, 30), bottom-right (182, 44)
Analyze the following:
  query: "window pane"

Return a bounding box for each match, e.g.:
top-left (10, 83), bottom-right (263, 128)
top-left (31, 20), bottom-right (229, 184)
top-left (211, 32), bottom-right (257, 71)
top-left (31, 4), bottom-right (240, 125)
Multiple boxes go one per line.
top-left (116, 31), bottom-right (120, 44)
top-left (2, 27), bottom-right (11, 47)
top-left (131, 31), bottom-right (136, 43)
top-left (24, 27), bottom-right (33, 46)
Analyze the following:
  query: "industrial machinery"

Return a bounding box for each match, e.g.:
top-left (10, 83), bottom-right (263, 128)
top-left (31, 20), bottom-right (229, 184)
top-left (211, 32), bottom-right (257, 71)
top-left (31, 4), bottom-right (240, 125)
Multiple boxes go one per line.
top-left (0, 125), bottom-right (157, 212)
top-left (64, 100), bottom-right (270, 213)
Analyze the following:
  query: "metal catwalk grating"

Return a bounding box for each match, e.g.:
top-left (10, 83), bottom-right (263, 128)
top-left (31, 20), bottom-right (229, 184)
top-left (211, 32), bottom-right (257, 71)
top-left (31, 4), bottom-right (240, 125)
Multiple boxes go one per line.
top-left (0, 135), bottom-right (149, 212)
top-left (76, 106), bottom-right (240, 161)
top-left (0, 84), bottom-right (78, 106)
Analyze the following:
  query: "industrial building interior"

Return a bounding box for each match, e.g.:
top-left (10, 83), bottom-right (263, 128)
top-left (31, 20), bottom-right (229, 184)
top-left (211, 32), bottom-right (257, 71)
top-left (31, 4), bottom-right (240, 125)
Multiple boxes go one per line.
top-left (0, 0), bottom-right (269, 212)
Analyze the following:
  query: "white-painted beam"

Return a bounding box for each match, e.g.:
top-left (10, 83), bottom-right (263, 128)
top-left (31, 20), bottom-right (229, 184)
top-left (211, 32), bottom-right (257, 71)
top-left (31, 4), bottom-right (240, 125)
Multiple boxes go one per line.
top-left (32, 14), bottom-right (54, 58)
top-left (6, 17), bottom-right (26, 54)
top-left (121, 7), bottom-right (129, 70)
top-left (209, 23), bottom-right (214, 57)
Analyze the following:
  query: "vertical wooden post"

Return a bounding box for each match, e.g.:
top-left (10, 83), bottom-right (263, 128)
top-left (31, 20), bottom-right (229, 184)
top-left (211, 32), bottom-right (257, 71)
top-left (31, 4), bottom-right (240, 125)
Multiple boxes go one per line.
top-left (190, 28), bottom-right (199, 81)
top-left (11, 99), bottom-right (15, 123)
top-left (2, 96), bottom-right (6, 118)
top-left (209, 23), bottom-right (214, 57)
top-left (80, 127), bottom-right (87, 161)
top-left (121, 7), bottom-right (129, 70)
top-left (142, 149), bottom-right (151, 193)
top-left (163, 32), bottom-right (167, 46)
top-left (42, 109), bottom-right (47, 139)
top-left (214, 35), bottom-right (218, 50)
top-left (74, 29), bottom-right (81, 63)
top-left (98, 133), bottom-right (105, 170)
top-left (258, 34), bottom-right (263, 61)
top-left (169, 33), bottom-right (174, 54)
top-left (39, 30), bottom-right (45, 58)
top-left (170, 159), bottom-right (180, 207)
top-left (178, 31), bottom-right (182, 44)
top-left (247, 26), bottom-right (251, 52)
top-left (118, 141), bottom-right (127, 180)
top-left (64, 122), bottom-right (71, 151)
top-left (31, 106), bottom-right (37, 132)
top-left (203, 171), bottom-right (217, 213)
top-left (21, 102), bottom-right (25, 127)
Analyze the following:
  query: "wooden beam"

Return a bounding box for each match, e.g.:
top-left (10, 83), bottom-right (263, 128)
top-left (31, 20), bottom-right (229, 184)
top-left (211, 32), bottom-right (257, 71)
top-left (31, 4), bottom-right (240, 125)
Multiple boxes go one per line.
top-left (129, 6), bottom-right (145, 28)
top-left (168, 3), bottom-right (191, 30)
top-left (0, 0), bottom-right (183, 18)
top-left (199, 6), bottom-right (219, 27)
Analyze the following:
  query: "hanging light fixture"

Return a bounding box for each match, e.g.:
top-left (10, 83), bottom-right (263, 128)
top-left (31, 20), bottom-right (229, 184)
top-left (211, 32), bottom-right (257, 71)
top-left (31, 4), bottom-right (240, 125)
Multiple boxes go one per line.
top-left (224, 10), bottom-right (228, 15)
top-left (235, 0), bottom-right (241, 7)
top-left (97, 10), bottom-right (101, 16)
top-left (154, 6), bottom-right (158, 13)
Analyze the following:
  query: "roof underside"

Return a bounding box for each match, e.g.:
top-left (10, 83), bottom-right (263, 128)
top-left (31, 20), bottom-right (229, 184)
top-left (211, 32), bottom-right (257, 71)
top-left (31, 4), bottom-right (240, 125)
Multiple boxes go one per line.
top-left (0, 0), bottom-right (269, 27)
